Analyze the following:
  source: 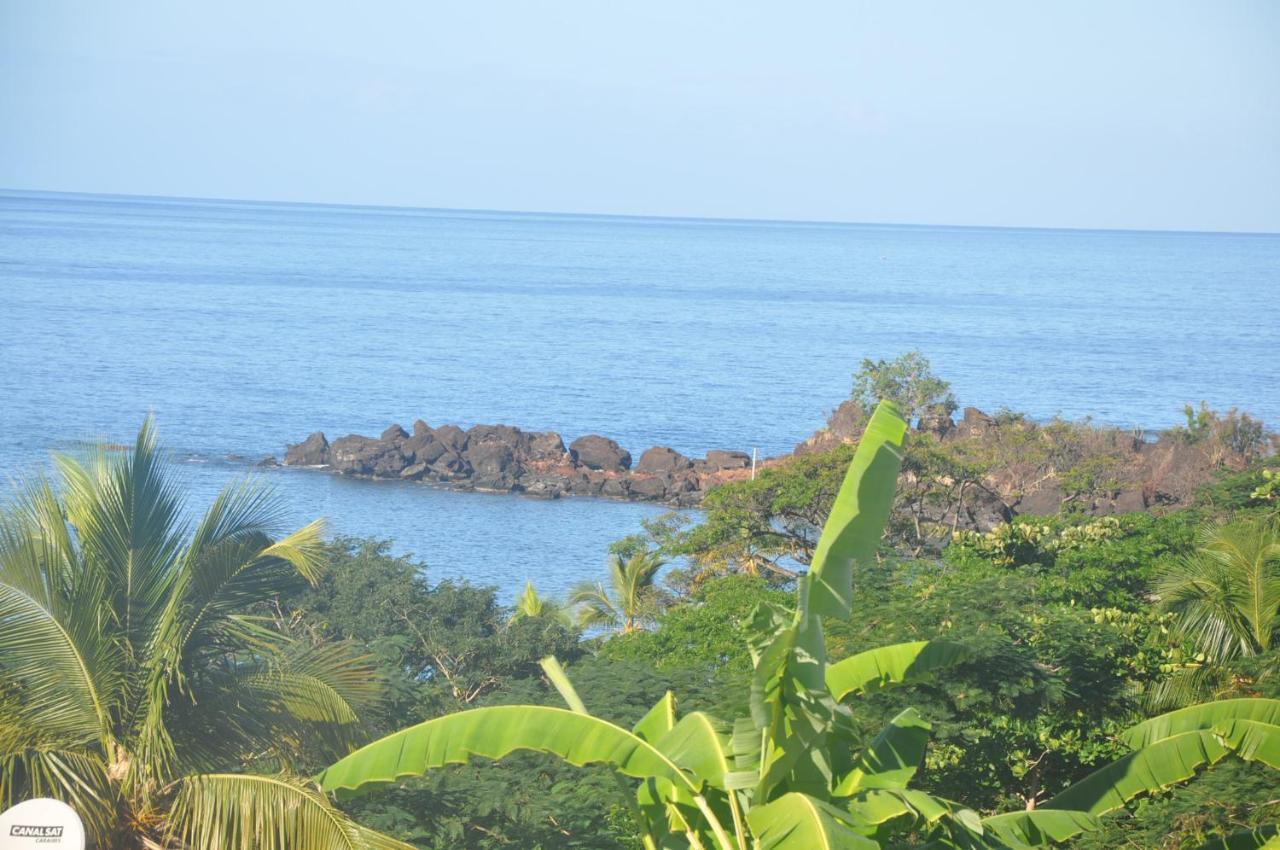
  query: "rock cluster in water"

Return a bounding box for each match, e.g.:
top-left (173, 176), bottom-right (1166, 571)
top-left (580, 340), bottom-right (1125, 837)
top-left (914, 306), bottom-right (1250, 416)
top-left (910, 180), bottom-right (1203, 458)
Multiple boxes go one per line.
top-left (283, 420), bottom-right (754, 506)
top-left (281, 401), bottom-right (1271, 521)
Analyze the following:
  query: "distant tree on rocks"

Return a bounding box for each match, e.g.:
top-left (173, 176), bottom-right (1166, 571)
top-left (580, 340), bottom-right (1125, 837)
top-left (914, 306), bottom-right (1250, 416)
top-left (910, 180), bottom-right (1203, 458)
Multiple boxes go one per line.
top-left (852, 350), bottom-right (956, 425)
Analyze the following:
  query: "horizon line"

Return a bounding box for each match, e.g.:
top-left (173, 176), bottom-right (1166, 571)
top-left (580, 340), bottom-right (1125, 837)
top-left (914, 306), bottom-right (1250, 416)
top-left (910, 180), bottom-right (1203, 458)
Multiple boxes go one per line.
top-left (2, 185), bottom-right (1278, 238)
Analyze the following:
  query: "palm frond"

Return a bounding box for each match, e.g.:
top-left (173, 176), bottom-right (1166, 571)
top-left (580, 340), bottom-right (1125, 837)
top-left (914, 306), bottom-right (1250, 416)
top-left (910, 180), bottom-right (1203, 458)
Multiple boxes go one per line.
top-left (188, 478), bottom-right (288, 562)
top-left (1157, 519), bottom-right (1280, 667)
top-left (511, 580), bottom-right (574, 626)
top-left (167, 638), bottom-right (384, 773)
top-left (569, 551), bottom-right (666, 633)
top-left (166, 772), bottom-right (413, 850)
top-left (568, 581), bottom-right (622, 630)
top-left (175, 519), bottom-right (328, 656)
top-left (0, 534), bottom-right (118, 741)
top-left (53, 416), bottom-right (187, 656)
top-left (0, 729), bottom-right (116, 845)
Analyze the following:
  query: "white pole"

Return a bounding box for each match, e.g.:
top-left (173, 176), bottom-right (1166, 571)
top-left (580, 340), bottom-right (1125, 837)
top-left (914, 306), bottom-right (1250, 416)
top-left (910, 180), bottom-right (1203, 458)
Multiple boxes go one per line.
top-left (751, 447), bottom-right (757, 480)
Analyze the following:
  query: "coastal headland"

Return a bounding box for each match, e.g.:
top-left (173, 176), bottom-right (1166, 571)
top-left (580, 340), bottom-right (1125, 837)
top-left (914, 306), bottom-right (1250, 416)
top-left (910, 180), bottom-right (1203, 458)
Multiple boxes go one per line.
top-left (280, 400), bottom-right (1273, 528)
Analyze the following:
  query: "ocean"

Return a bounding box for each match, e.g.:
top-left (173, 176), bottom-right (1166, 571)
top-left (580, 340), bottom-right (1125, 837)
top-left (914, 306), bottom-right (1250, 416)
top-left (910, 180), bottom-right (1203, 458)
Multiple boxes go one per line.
top-left (2, 189), bottom-right (1277, 596)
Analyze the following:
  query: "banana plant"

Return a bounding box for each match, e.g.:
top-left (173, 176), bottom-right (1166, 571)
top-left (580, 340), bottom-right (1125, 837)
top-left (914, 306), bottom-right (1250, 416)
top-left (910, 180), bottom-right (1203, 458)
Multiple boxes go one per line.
top-left (315, 401), bottom-right (1278, 849)
top-left (1041, 697), bottom-right (1280, 818)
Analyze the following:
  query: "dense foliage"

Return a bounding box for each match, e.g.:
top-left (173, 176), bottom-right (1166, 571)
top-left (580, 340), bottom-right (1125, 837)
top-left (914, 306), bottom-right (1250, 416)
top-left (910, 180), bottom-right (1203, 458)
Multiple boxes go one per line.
top-left (7, 409), bottom-right (1277, 849)
top-left (0, 421), bottom-right (406, 850)
top-left (313, 403), bottom-right (1279, 850)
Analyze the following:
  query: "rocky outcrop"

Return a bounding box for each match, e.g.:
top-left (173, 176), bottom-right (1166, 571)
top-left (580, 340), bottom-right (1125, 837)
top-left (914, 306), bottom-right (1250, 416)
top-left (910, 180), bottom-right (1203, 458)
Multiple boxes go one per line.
top-left (282, 400), bottom-right (1269, 517)
top-left (283, 421), bottom-right (751, 506)
top-left (794, 400), bottom-right (866, 455)
top-left (569, 435), bottom-right (631, 471)
top-left (702, 450), bottom-right (751, 471)
top-left (800, 401), bottom-right (1269, 526)
top-left (284, 432), bottom-right (329, 466)
top-left (636, 446), bottom-right (693, 474)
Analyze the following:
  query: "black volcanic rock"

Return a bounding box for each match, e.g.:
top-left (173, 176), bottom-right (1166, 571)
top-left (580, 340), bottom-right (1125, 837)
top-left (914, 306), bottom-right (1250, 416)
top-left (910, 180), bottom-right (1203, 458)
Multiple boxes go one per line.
top-left (281, 392), bottom-right (1272, 521)
top-left (917, 405), bottom-right (955, 438)
top-left (955, 407), bottom-right (995, 439)
top-left (528, 431), bottom-right (569, 462)
top-left (403, 429), bottom-right (442, 464)
top-left (569, 435), bottom-right (631, 471)
top-left (601, 477), bottom-right (631, 499)
top-left (467, 424), bottom-right (527, 450)
top-left (381, 424), bottom-right (409, 443)
top-left (329, 435), bottom-right (382, 475)
top-left (465, 441), bottom-right (520, 490)
top-left (703, 449), bottom-right (751, 471)
top-left (327, 435), bottom-right (407, 477)
top-left (522, 477), bottom-right (564, 499)
top-left (428, 450), bottom-right (470, 480)
top-left (400, 461), bottom-right (428, 480)
top-left (629, 475), bottom-right (669, 500)
top-left (636, 446), bottom-right (693, 474)
top-left (1016, 486), bottom-right (1064, 516)
top-left (284, 432), bottom-right (330, 466)
top-left (434, 424), bottom-right (468, 452)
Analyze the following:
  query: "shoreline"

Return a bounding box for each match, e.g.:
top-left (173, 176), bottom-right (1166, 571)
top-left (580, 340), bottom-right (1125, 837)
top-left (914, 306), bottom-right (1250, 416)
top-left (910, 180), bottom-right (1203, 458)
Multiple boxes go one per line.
top-left (278, 399), bottom-right (1276, 527)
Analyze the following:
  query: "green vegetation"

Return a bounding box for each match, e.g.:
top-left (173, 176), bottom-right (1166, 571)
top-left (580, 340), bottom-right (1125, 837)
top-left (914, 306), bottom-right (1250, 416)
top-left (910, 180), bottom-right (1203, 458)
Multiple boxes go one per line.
top-left (0, 420), bottom-right (406, 850)
top-left (851, 351), bottom-right (957, 424)
top-left (568, 550), bottom-right (670, 634)
top-left (1172, 402), bottom-right (1270, 463)
top-left (1153, 519), bottom-right (1280, 708)
top-left (4, 400), bottom-right (1278, 849)
top-left (315, 403), bottom-right (1279, 849)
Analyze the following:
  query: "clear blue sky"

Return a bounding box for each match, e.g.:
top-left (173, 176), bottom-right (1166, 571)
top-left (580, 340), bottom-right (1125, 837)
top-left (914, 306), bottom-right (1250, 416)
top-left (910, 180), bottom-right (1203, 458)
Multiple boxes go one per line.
top-left (2, 0), bottom-right (1277, 231)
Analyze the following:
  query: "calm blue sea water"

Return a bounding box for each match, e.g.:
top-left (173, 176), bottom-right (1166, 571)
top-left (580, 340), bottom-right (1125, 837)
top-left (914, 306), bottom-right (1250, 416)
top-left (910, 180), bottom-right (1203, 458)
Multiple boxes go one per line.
top-left (2, 190), bottom-right (1277, 594)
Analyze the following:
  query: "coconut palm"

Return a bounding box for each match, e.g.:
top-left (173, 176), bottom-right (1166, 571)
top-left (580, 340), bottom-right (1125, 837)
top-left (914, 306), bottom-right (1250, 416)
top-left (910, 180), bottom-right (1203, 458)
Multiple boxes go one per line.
top-left (1154, 519), bottom-right (1280, 705)
top-left (0, 418), bottom-right (408, 850)
top-left (510, 580), bottom-right (573, 626)
top-left (568, 549), bottom-right (667, 633)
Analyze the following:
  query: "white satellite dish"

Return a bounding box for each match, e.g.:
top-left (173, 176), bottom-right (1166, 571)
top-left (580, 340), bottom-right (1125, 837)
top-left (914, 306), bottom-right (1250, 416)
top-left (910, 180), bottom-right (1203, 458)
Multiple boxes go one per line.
top-left (0, 798), bottom-right (85, 850)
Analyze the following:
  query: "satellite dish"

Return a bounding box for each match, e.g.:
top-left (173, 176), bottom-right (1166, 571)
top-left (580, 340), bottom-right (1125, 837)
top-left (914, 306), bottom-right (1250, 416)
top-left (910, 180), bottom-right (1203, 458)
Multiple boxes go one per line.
top-left (0, 798), bottom-right (85, 850)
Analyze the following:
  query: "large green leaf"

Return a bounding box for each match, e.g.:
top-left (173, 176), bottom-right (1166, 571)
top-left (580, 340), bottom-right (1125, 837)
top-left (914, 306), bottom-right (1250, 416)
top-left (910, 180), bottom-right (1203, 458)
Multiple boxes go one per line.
top-left (1122, 699), bottom-right (1280, 749)
top-left (655, 712), bottom-right (734, 789)
top-left (834, 708), bottom-right (931, 794)
top-left (315, 705), bottom-right (698, 799)
top-left (1043, 730), bottom-right (1230, 816)
top-left (807, 401), bottom-right (907, 620)
top-left (849, 788), bottom-right (958, 828)
top-left (826, 640), bottom-right (971, 701)
top-left (750, 602), bottom-right (835, 799)
top-left (634, 691), bottom-right (678, 742)
top-left (981, 810), bottom-right (1101, 847)
top-left (747, 792), bottom-right (878, 849)
top-left (1216, 719), bottom-right (1280, 768)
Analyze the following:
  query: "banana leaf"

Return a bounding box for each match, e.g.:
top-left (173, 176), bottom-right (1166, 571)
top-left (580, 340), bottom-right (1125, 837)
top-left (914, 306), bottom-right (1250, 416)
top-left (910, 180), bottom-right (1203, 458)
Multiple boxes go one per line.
top-left (807, 401), bottom-right (907, 620)
top-left (315, 705), bottom-right (698, 799)
top-left (826, 640), bottom-right (971, 701)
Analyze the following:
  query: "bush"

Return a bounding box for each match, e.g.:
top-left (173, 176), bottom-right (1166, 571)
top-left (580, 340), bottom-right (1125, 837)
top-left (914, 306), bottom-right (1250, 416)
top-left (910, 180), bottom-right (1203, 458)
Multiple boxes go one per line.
top-left (851, 350), bottom-right (957, 424)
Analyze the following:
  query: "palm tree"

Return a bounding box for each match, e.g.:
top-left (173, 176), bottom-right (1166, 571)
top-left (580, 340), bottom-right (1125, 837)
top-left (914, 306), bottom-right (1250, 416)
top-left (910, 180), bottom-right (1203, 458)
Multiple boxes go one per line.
top-left (1154, 518), bottom-right (1280, 704)
top-left (510, 580), bottom-right (573, 626)
top-left (568, 549), bottom-right (666, 633)
top-left (0, 419), bottom-right (408, 850)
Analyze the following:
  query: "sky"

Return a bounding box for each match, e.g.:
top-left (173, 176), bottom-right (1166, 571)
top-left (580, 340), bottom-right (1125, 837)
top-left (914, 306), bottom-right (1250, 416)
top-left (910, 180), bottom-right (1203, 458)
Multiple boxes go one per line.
top-left (2, 1), bottom-right (1278, 232)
